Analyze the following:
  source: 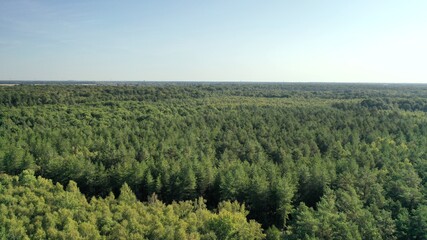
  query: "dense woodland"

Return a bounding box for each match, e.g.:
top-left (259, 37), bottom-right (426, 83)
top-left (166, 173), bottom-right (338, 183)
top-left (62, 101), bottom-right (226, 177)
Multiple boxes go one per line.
top-left (1, 83), bottom-right (427, 239)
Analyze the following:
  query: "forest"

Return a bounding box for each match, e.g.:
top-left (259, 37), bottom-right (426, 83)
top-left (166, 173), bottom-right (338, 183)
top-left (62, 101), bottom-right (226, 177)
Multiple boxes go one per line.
top-left (1, 83), bottom-right (427, 239)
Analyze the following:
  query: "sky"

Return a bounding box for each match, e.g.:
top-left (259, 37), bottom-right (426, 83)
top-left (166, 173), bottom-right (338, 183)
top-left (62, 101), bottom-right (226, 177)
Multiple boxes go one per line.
top-left (0, 0), bottom-right (426, 82)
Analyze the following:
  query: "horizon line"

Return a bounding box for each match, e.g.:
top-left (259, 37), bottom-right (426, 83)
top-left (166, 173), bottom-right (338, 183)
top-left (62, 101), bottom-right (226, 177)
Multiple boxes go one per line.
top-left (1, 80), bottom-right (427, 85)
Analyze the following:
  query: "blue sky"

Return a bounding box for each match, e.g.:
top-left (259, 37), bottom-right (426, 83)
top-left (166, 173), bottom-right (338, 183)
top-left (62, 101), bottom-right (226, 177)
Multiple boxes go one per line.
top-left (1, 0), bottom-right (426, 82)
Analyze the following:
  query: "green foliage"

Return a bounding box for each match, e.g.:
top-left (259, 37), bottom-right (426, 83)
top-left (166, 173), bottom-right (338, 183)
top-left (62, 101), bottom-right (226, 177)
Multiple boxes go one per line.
top-left (1, 83), bottom-right (427, 239)
top-left (0, 171), bottom-right (264, 239)
top-left (409, 205), bottom-right (427, 239)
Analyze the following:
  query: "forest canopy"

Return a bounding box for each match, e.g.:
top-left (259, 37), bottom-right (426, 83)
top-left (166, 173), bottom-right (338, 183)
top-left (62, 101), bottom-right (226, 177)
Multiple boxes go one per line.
top-left (1, 83), bottom-right (427, 239)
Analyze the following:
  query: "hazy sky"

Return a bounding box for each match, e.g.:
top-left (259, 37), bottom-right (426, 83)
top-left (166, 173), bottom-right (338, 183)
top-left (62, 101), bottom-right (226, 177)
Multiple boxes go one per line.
top-left (1, 0), bottom-right (426, 82)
